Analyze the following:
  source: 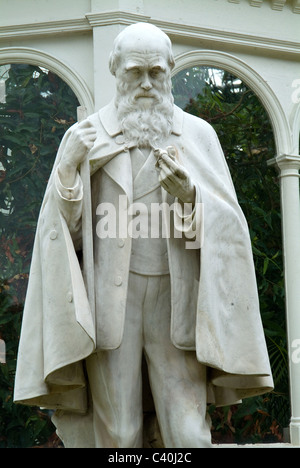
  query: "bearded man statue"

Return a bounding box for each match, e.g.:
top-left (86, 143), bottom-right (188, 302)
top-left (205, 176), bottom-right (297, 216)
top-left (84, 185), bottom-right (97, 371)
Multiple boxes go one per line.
top-left (14, 23), bottom-right (273, 448)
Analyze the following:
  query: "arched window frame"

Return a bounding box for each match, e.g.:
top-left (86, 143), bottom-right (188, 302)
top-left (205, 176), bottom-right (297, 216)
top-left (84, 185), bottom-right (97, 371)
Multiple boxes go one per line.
top-left (0, 47), bottom-right (94, 115)
top-left (172, 50), bottom-right (292, 156)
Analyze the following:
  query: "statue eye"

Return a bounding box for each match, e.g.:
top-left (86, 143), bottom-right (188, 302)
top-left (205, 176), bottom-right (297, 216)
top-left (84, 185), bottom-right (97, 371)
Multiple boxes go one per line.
top-left (150, 67), bottom-right (164, 78)
top-left (127, 67), bottom-right (141, 76)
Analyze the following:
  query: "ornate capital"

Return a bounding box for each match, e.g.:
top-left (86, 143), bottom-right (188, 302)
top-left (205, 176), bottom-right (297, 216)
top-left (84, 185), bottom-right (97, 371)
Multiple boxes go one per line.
top-left (268, 154), bottom-right (300, 177)
top-left (293, 0), bottom-right (300, 12)
top-left (249, 0), bottom-right (263, 7)
top-left (271, 0), bottom-right (286, 10)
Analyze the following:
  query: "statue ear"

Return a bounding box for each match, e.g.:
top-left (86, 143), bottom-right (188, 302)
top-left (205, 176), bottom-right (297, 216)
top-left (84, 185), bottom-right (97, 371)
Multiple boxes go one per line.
top-left (169, 56), bottom-right (175, 71)
top-left (109, 51), bottom-right (116, 76)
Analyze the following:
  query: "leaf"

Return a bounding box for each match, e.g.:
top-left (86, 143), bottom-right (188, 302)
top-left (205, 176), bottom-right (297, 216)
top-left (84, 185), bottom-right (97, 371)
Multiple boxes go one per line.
top-left (263, 257), bottom-right (269, 275)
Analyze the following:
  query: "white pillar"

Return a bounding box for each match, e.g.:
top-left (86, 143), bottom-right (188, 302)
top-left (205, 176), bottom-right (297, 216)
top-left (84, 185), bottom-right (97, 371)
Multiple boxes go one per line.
top-left (271, 154), bottom-right (300, 446)
top-left (88, 22), bottom-right (122, 111)
top-left (87, 0), bottom-right (148, 111)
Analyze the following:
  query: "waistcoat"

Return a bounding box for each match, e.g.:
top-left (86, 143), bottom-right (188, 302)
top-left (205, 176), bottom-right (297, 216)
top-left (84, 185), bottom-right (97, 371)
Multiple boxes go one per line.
top-left (129, 147), bottom-right (169, 275)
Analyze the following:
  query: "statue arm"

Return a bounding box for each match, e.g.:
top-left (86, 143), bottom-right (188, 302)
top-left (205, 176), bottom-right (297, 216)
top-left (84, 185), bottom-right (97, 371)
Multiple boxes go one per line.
top-left (155, 145), bottom-right (203, 244)
top-left (54, 167), bottom-right (83, 247)
top-left (50, 119), bottom-right (96, 247)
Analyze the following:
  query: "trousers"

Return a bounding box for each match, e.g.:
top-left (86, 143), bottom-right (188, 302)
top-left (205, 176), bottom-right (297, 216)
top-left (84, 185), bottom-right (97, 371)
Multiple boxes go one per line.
top-left (85, 272), bottom-right (212, 448)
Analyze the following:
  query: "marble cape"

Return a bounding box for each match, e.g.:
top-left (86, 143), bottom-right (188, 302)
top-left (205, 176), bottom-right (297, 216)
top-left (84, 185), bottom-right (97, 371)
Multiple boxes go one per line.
top-left (14, 102), bottom-right (273, 442)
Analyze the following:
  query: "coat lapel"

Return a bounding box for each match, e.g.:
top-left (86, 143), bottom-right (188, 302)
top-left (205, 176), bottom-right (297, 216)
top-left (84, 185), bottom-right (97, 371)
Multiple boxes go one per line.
top-left (88, 104), bottom-right (133, 202)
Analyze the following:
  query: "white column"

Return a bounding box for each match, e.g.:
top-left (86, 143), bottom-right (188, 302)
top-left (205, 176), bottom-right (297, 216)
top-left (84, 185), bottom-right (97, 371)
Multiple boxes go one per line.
top-left (271, 154), bottom-right (300, 446)
top-left (89, 22), bottom-right (122, 111)
top-left (86, 0), bottom-right (148, 111)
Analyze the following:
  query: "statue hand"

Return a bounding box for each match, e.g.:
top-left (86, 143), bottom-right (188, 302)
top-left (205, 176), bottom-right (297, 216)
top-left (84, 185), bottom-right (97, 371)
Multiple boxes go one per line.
top-left (154, 146), bottom-right (195, 204)
top-left (58, 120), bottom-right (97, 187)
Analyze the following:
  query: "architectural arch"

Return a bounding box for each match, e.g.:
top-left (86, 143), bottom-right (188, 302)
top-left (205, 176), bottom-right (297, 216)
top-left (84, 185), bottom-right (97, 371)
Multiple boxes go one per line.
top-left (173, 50), bottom-right (292, 156)
top-left (0, 47), bottom-right (94, 115)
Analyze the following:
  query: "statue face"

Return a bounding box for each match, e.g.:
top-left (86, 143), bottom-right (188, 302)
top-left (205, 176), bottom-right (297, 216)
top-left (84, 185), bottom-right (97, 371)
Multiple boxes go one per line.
top-left (112, 28), bottom-right (174, 147)
top-left (115, 49), bottom-right (171, 110)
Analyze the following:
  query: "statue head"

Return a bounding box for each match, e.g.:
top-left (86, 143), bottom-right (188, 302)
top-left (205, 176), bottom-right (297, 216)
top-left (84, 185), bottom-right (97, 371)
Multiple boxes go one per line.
top-left (109, 23), bottom-right (175, 148)
top-left (109, 22), bottom-right (175, 77)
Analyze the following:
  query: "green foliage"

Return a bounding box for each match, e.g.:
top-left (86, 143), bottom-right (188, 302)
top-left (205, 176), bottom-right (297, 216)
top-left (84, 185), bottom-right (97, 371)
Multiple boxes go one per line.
top-left (0, 64), bottom-right (79, 447)
top-left (173, 67), bottom-right (289, 443)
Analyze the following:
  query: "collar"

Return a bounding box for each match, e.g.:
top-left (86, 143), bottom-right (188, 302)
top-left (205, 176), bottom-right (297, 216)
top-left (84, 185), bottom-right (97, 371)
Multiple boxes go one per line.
top-left (99, 99), bottom-right (183, 137)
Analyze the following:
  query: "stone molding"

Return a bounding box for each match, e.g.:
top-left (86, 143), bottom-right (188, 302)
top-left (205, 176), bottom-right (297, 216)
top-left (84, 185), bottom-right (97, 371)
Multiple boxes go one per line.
top-left (0, 11), bottom-right (299, 56)
top-left (0, 17), bottom-right (90, 38)
top-left (151, 17), bottom-right (300, 55)
top-left (228, 0), bottom-right (299, 11)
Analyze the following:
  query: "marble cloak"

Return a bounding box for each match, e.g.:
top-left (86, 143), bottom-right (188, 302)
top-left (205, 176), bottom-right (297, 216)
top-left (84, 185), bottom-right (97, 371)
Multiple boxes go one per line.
top-left (14, 102), bottom-right (273, 438)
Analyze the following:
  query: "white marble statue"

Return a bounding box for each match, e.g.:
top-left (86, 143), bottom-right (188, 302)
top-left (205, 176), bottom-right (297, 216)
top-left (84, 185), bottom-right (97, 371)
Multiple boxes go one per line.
top-left (14, 23), bottom-right (273, 448)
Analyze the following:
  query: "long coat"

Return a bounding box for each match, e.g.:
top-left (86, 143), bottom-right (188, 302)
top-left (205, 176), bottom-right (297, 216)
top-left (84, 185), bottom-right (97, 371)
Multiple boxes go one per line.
top-left (14, 101), bottom-right (273, 444)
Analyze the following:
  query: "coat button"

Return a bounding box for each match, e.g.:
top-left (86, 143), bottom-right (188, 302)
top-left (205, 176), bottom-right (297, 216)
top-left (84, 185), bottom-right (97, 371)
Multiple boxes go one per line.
top-left (118, 239), bottom-right (125, 248)
top-left (115, 134), bottom-right (125, 145)
top-left (67, 292), bottom-right (73, 303)
top-left (50, 229), bottom-right (58, 240)
top-left (66, 189), bottom-right (73, 200)
top-left (114, 276), bottom-right (122, 286)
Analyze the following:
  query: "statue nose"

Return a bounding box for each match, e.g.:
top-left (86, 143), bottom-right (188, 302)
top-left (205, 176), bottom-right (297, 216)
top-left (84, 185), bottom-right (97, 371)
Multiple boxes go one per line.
top-left (141, 78), bottom-right (152, 91)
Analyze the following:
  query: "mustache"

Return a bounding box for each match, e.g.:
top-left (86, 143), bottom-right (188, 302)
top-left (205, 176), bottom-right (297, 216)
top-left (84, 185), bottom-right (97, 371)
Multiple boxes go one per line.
top-left (115, 77), bottom-right (172, 104)
top-left (115, 88), bottom-right (173, 111)
top-left (134, 92), bottom-right (157, 99)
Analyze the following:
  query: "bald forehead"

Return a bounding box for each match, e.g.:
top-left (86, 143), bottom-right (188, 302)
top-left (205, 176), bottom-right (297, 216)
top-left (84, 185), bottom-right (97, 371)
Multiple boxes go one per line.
top-left (109, 23), bottom-right (174, 75)
top-left (115, 25), bottom-right (171, 56)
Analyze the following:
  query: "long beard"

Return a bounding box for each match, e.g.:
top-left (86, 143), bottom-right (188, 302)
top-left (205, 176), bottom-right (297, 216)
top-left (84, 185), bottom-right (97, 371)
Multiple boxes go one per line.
top-left (115, 84), bottom-right (174, 148)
